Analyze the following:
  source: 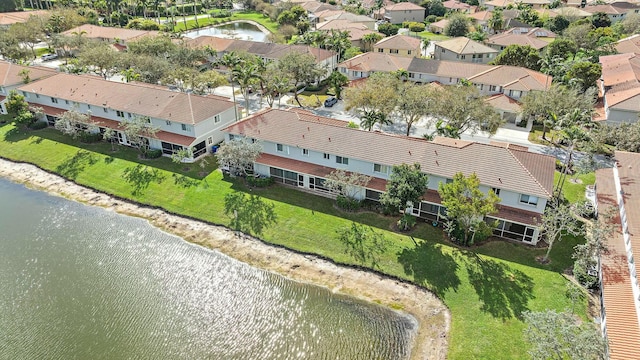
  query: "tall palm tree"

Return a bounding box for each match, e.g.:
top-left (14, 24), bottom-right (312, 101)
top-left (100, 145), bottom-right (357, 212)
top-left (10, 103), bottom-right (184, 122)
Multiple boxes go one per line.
top-left (232, 62), bottom-right (261, 116)
top-left (217, 51), bottom-right (242, 121)
top-left (362, 32), bottom-right (383, 52)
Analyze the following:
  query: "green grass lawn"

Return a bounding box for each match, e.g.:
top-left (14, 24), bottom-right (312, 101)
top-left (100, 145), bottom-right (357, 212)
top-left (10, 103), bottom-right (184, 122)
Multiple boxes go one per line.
top-left (0, 123), bottom-right (588, 359)
top-left (173, 11), bottom-right (279, 33)
top-left (555, 170), bottom-right (596, 204)
top-left (417, 31), bottom-right (451, 41)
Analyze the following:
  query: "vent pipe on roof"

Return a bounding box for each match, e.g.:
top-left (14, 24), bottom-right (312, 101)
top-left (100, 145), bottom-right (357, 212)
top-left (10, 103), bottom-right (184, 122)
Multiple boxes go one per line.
top-left (328, 137), bottom-right (331, 142)
top-left (302, 134), bottom-right (305, 138)
top-left (409, 150), bottom-right (412, 155)
top-left (436, 160), bottom-right (439, 166)
top-left (499, 178), bottom-right (502, 183)
top-left (434, 150), bottom-right (438, 156)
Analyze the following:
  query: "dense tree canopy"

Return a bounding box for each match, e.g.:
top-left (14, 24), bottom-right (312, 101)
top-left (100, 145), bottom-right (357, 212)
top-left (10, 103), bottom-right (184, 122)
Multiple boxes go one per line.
top-left (491, 44), bottom-right (542, 71)
top-left (379, 163), bottom-right (429, 214)
top-left (445, 14), bottom-right (470, 37)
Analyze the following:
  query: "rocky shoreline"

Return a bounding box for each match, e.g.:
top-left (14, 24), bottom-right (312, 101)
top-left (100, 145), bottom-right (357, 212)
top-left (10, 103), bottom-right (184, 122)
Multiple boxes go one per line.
top-left (0, 158), bottom-right (450, 360)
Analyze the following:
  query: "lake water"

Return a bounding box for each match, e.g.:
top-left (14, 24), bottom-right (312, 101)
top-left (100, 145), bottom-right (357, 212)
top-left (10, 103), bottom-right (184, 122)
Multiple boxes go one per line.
top-left (0, 178), bottom-right (416, 359)
top-left (185, 21), bottom-right (268, 42)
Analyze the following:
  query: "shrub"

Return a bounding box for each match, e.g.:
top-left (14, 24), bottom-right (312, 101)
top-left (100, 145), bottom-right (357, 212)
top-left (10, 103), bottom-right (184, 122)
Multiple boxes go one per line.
top-left (573, 259), bottom-right (599, 289)
top-left (397, 213), bottom-right (417, 231)
top-left (78, 132), bottom-right (103, 143)
top-left (408, 22), bottom-right (426, 32)
top-left (247, 176), bottom-right (275, 187)
top-left (425, 15), bottom-right (438, 23)
top-left (28, 121), bottom-right (48, 130)
top-left (146, 149), bottom-right (163, 159)
top-left (336, 195), bottom-right (361, 212)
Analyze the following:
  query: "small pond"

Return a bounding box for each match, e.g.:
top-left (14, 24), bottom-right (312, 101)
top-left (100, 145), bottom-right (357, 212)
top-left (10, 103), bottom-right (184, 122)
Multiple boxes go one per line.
top-left (184, 21), bottom-right (268, 42)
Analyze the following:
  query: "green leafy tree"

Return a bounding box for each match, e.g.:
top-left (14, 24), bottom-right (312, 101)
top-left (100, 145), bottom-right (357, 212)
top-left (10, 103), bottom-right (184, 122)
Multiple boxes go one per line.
top-left (233, 58), bottom-right (262, 115)
top-left (396, 83), bottom-right (438, 136)
top-left (523, 310), bottom-right (606, 360)
top-left (103, 128), bottom-right (118, 151)
top-left (591, 12), bottom-right (611, 28)
top-left (488, 8), bottom-right (504, 32)
top-left (54, 109), bottom-right (95, 139)
top-left (344, 72), bottom-right (400, 130)
top-left (379, 163), bottom-right (429, 214)
top-left (277, 51), bottom-right (324, 107)
top-left (539, 203), bottom-right (583, 263)
top-left (491, 44), bottom-right (542, 71)
top-left (564, 61), bottom-right (602, 92)
top-left (431, 84), bottom-right (503, 138)
top-left (224, 191), bottom-right (277, 236)
top-left (215, 137), bottom-right (262, 176)
top-left (8, 16), bottom-right (45, 59)
top-left (421, 0), bottom-right (446, 17)
top-left (120, 116), bottom-right (160, 158)
top-left (324, 169), bottom-right (371, 200)
top-left (327, 71), bottom-right (348, 99)
top-left (438, 172), bottom-right (500, 246)
top-left (217, 51), bottom-right (242, 121)
top-left (377, 23), bottom-right (400, 37)
top-left (444, 14), bottom-right (470, 37)
top-left (544, 38), bottom-right (578, 61)
top-left (78, 42), bottom-right (120, 79)
top-left (544, 15), bottom-right (570, 33)
top-left (5, 90), bottom-right (29, 117)
top-left (362, 32), bottom-right (383, 52)
top-left (262, 64), bottom-right (291, 108)
top-left (336, 222), bottom-right (390, 269)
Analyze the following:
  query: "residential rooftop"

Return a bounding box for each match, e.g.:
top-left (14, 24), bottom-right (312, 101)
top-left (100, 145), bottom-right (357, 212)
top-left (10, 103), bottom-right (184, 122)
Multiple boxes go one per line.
top-left (374, 34), bottom-right (422, 50)
top-left (599, 53), bottom-right (640, 112)
top-left (0, 10), bottom-right (49, 26)
top-left (223, 108), bottom-right (555, 198)
top-left (383, 2), bottom-right (426, 10)
top-left (0, 62), bottom-right (57, 87)
top-left (616, 34), bottom-right (640, 55)
top-left (18, 73), bottom-right (236, 125)
top-left (62, 24), bottom-right (160, 42)
top-left (435, 37), bottom-right (499, 54)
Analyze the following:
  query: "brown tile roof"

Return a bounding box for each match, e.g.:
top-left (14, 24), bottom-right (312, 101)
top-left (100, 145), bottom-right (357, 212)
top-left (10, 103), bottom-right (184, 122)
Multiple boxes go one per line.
top-left (339, 52), bottom-right (413, 72)
top-left (486, 33), bottom-right (550, 50)
top-left (374, 34), bottom-right (422, 50)
top-left (429, 19), bottom-right (449, 30)
top-left (503, 27), bottom-right (556, 38)
top-left (434, 37), bottom-right (498, 54)
top-left (596, 165), bottom-right (640, 360)
top-left (0, 10), bottom-right (49, 26)
top-left (301, 1), bottom-right (338, 13)
top-left (485, 0), bottom-right (514, 7)
top-left (187, 36), bottom-right (337, 62)
top-left (584, 3), bottom-right (639, 14)
top-left (484, 93), bottom-right (522, 113)
top-left (224, 108), bottom-right (555, 198)
top-left (62, 24), bottom-right (160, 42)
top-left (316, 19), bottom-right (368, 31)
top-left (20, 73), bottom-right (235, 125)
top-left (325, 12), bottom-right (375, 23)
top-left (442, 0), bottom-right (474, 10)
top-left (384, 2), bottom-right (425, 10)
top-left (0, 61), bottom-right (57, 87)
top-left (469, 10), bottom-right (493, 21)
top-left (616, 34), bottom-right (640, 55)
top-left (600, 53), bottom-right (640, 111)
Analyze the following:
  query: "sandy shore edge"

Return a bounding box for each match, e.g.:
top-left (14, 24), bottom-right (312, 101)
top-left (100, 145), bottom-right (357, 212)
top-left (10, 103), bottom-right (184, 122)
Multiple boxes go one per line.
top-left (0, 158), bottom-right (450, 360)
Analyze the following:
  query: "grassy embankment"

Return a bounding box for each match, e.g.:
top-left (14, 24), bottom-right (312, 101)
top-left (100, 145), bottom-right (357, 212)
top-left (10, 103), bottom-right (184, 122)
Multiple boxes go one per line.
top-left (0, 123), bottom-right (592, 360)
top-left (173, 12), bottom-right (279, 33)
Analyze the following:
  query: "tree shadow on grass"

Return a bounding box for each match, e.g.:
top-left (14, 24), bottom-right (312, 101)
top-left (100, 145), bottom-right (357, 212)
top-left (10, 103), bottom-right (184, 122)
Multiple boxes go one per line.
top-left (397, 238), bottom-right (461, 298)
top-left (456, 250), bottom-right (535, 320)
top-left (172, 174), bottom-right (200, 189)
top-left (122, 164), bottom-right (166, 196)
top-left (2, 127), bottom-right (30, 143)
top-left (55, 150), bottom-right (98, 180)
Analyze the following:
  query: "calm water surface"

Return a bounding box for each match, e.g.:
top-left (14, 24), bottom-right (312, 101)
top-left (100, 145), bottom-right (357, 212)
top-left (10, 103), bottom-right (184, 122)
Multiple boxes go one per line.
top-left (185, 22), bottom-right (267, 42)
top-left (0, 178), bottom-right (416, 359)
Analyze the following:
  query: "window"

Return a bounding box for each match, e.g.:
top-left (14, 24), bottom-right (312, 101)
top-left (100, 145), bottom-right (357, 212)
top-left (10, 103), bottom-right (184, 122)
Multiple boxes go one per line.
top-left (409, 73), bottom-right (415, 78)
top-left (21, 91), bottom-right (27, 97)
top-left (407, 50), bottom-right (412, 55)
top-left (378, 48), bottom-right (383, 53)
top-left (446, 178), bottom-right (453, 184)
top-left (374, 163), bottom-right (390, 174)
top-left (336, 156), bottom-right (349, 165)
top-left (276, 143), bottom-right (284, 152)
top-left (51, 97), bottom-right (58, 104)
top-left (491, 187), bottom-right (501, 196)
top-left (127, 112), bottom-right (132, 118)
top-left (323, 153), bottom-right (330, 160)
top-left (166, 120), bottom-right (171, 126)
top-left (65, 100), bottom-right (69, 105)
top-left (35, 93), bottom-right (40, 98)
top-left (103, 107), bottom-right (108, 113)
top-left (489, 85), bottom-right (497, 91)
top-left (461, 55), bottom-right (466, 59)
top-left (302, 148), bottom-right (309, 156)
top-left (207, 137), bottom-right (213, 145)
top-left (441, 48), bottom-right (445, 53)
top-left (116, 110), bottom-right (124, 117)
top-left (181, 124), bottom-right (187, 131)
top-left (87, 104), bottom-right (91, 110)
top-left (214, 115), bottom-right (220, 123)
top-left (520, 194), bottom-right (538, 206)
top-left (390, 49), bottom-right (399, 54)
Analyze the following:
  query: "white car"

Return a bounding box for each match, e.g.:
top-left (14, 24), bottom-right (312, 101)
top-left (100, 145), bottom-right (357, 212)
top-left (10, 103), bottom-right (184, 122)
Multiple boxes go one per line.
top-left (41, 53), bottom-right (58, 61)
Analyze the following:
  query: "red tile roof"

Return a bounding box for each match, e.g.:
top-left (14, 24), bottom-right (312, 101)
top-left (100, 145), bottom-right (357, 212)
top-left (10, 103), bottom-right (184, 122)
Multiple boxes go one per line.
top-left (0, 61), bottom-right (57, 87)
top-left (596, 165), bottom-right (640, 360)
top-left (225, 108), bottom-right (555, 198)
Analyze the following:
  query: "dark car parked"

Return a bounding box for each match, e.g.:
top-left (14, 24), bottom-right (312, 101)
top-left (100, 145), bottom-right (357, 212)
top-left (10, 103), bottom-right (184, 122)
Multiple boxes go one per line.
top-left (324, 97), bottom-right (338, 107)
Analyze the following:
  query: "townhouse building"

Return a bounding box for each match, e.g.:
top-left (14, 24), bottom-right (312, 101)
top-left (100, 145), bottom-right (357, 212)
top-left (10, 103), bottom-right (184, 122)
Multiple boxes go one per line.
top-left (223, 108), bottom-right (555, 245)
top-left (16, 73), bottom-right (238, 160)
top-left (62, 24), bottom-right (160, 50)
top-left (433, 37), bottom-right (499, 64)
top-left (374, 34), bottom-right (422, 58)
top-left (376, 2), bottom-right (426, 24)
top-left (337, 52), bottom-right (552, 100)
top-left (599, 53), bottom-right (640, 124)
top-left (0, 62), bottom-right (57, 114)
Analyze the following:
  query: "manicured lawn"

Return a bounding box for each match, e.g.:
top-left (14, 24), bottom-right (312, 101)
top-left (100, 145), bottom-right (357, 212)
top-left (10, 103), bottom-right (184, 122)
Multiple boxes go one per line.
top-left (173, 11), bottom-right (279, 33)
top-left (0, 123), bottom-right (587, 360)
top-left (555, 170), bottom-right (596, 204)
top-left (417, 31), bottom-right (451, 41)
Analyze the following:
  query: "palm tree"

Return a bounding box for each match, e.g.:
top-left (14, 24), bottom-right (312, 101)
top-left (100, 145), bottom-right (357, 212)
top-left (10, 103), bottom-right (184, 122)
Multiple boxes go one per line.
top-left (488, 9), bottom-right (504, 33)
top-left (324, 30), bottom-right (351, 61)
top-left (360, 109), bottom-right (391, 131)
top-left (362, 33), bottom-right (383, 52)
top-left (233, 62), bottom-right (262, 116)
top-left (217, 51), bottom-right (242, 121)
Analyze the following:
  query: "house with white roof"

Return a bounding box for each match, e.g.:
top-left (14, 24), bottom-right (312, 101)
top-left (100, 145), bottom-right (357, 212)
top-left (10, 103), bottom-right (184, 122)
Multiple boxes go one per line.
top-left (17, 73), bottom-right (238, 160)
top-left (223, 108), bottom-right (556, 245)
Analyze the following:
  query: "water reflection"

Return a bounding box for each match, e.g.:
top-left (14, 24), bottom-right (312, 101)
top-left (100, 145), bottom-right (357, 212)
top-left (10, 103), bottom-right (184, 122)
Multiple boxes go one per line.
top-left (0, 179), bottom-right (416, 359)
top-left (184, 22), bottom-right (268, 42)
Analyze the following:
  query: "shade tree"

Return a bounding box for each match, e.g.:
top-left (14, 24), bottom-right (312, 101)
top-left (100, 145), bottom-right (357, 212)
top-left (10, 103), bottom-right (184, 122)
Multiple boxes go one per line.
top-left (215, 137), bottom-right (262, 176)
top-left (379, 163), bottom-right (429, 214)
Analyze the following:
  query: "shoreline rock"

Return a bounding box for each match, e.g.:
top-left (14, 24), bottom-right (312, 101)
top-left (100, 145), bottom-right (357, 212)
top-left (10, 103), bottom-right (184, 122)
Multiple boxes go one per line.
top-left (0, 158), bottom-right (450, 360)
